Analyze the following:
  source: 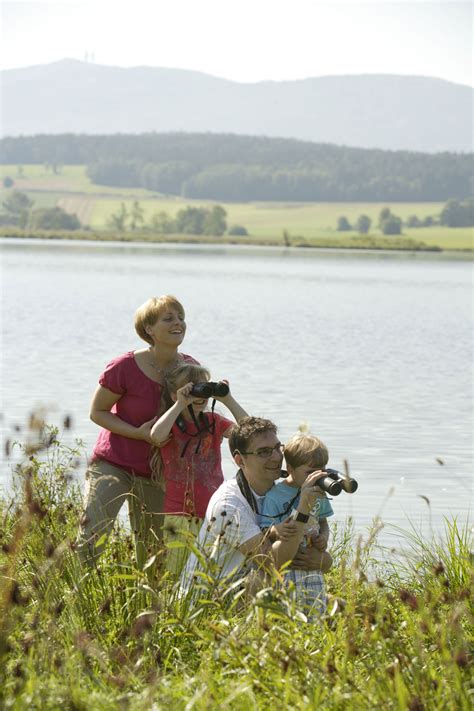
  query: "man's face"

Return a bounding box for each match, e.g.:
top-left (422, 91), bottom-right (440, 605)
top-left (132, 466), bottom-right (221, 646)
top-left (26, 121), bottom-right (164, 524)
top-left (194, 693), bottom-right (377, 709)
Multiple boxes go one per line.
top-left (239, 430), bottom-right (284, 491)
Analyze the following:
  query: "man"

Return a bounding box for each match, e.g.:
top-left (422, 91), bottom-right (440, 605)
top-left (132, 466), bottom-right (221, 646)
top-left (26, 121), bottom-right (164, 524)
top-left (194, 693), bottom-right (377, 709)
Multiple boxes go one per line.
top-left (180, 416), bottom-right (326, 594)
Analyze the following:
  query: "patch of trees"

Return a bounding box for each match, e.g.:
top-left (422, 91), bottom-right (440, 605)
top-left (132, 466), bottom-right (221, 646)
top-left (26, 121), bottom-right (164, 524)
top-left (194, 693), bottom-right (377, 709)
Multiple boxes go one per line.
top-left (1, 190), bottom-right (81, 230)
top-left (1, 133), bottom-right (472, 202)
top-left (108, 203), bottom-right (229, 236)
top-left (337, 198), bottom-right (474, 236)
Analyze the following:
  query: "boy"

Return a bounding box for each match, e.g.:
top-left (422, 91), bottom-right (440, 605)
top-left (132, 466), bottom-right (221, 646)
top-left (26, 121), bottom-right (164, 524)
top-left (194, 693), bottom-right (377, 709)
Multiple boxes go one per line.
top-left (259, 433), bottom-right (333, 619)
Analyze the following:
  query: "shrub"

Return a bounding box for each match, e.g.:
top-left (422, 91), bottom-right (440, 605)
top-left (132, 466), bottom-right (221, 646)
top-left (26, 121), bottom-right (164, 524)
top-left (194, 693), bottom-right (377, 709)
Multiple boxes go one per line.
top-left (228, 224), bottom-right (248, 236)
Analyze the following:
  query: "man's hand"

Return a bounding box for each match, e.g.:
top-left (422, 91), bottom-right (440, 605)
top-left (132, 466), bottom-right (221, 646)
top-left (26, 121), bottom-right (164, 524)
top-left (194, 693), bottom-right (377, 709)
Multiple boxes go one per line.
top-left (311, 533), bottom-right (328, 551)
top-left (291, 545), bottom-right (327, 570)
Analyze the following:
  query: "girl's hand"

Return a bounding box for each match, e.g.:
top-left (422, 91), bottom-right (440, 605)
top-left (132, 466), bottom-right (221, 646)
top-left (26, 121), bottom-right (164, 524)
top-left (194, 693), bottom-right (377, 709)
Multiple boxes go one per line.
top-left (272, 519), bottom-right (297, 541)
top-left (176, 383), bottom-right (200, 406)
top-left (212, 379), bottom-right (230, 402)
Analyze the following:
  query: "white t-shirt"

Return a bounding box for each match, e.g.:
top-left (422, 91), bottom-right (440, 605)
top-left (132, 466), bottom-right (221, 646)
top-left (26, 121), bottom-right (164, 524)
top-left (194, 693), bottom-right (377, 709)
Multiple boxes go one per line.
top-left (180, 478), bottom-right (262, 593)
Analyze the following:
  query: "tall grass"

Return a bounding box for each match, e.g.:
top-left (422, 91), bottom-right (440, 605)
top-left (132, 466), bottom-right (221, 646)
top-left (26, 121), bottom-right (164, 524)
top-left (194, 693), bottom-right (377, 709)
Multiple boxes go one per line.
top-left (1, 429), bottom-right (472, 710)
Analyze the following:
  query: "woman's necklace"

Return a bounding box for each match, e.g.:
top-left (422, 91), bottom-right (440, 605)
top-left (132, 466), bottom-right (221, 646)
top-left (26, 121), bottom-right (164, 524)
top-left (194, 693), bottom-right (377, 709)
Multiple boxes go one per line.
top-left (148, 349), bottom-right (181, 376)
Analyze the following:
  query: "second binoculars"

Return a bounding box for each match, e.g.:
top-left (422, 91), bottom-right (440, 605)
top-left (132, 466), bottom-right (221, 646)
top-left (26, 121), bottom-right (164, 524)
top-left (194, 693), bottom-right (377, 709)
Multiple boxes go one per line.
top-left (191, 381), bottom-right (230, 398)
top-left (316, 468), bottom-right (358, 496)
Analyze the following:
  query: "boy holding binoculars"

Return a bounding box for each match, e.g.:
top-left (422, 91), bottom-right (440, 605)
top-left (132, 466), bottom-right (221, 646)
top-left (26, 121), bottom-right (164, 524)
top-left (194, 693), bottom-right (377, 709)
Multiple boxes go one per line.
top-left (259, 433), bottom-right (334, 619)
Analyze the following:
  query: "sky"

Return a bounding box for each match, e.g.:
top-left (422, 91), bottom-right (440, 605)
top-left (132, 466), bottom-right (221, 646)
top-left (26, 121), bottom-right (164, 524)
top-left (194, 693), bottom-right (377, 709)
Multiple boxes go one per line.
top-left (1, 0), bottom-right (472, 86)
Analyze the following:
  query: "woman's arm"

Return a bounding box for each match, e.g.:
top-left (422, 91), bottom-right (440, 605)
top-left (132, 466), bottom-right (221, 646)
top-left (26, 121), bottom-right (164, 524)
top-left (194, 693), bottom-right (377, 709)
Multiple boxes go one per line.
top-left (89, 385), bottom-right (157, 442)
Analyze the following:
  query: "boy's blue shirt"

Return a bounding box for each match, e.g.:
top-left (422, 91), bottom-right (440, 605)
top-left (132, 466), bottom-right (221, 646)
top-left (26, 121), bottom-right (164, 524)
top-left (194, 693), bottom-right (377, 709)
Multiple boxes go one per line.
top-left (260, 480), bottom-right (334, 528)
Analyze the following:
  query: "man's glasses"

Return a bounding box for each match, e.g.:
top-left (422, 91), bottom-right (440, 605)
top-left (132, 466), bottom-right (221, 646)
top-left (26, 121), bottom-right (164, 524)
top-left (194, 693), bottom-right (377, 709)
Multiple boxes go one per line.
top-left (240, 443), bottom-right (284, 459)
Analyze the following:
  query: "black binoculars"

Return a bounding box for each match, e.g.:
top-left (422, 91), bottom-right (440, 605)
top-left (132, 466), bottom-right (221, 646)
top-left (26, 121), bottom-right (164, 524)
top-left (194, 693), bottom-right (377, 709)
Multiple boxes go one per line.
top-left (280, 468), bottom-right (358, 496)
top-left (318, 468), bottom-right (358, 496)
top-left (191, 381), bottom-right (229, 398)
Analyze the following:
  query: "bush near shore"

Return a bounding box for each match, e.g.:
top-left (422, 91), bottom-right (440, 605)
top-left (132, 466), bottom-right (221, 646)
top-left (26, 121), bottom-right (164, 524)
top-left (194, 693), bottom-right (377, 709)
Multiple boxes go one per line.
top-left (0, 428), bottom-right (472, 710)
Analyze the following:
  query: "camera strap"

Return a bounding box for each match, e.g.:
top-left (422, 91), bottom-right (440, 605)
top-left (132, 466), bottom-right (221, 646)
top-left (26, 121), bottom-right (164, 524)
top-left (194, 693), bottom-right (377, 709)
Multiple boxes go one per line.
top-left (236, 469), bottom-right (259, 514)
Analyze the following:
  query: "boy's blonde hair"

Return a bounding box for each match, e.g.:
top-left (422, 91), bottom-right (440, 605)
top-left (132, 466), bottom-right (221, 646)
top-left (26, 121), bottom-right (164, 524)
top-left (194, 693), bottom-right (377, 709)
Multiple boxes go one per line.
top-left (284, 433), bottom-right (329, 470)
top-left (134, 295), bottom-right (185, 345)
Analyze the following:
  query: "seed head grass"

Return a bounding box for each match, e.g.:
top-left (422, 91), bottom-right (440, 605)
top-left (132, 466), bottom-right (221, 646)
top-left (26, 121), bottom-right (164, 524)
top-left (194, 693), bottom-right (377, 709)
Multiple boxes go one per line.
top-left (0, 427), bottom-right (472, 709)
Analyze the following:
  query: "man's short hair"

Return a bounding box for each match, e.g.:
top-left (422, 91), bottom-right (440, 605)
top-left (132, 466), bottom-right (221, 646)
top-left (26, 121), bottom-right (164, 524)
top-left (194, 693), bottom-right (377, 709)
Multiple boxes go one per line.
top-left (134, 295), bottom-right (185, 345)
top-left (228, 416), bottom-right (277, 456)
top-left (284, 433), bottom-right (329, 470)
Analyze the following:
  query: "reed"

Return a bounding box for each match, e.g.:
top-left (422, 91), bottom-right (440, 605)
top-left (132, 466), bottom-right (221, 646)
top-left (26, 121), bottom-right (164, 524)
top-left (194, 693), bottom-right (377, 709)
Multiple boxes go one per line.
top-left (1, 430), bottom-right (471, 709)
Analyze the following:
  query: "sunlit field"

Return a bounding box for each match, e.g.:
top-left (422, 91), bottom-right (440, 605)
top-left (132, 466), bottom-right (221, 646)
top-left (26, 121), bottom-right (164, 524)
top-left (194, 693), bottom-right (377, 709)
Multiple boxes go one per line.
top-left (1, 165), bottom-right (472, 250)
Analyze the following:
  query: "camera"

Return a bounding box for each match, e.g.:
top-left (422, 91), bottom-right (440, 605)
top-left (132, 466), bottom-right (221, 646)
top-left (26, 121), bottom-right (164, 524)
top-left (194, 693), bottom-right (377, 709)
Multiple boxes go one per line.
top-left (191, 381), bottom-right (229, 398)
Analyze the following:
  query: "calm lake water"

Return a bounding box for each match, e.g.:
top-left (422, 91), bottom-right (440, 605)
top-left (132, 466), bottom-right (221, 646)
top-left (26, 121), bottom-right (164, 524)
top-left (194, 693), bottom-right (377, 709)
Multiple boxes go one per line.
top-left (1, 239), bottom-right (472, 549)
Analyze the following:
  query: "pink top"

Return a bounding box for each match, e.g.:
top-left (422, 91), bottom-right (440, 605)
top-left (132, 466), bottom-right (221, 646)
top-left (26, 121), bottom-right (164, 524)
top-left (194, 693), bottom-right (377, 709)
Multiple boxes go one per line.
top-left (92, 351), bottom-right (197, 477)
top-left (161, 412), bottom-right (234, 518)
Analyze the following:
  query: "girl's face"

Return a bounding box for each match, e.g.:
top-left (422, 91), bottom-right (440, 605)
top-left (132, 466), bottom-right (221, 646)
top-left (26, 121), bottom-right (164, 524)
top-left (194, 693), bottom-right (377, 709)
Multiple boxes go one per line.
top-left (175, 376), bottom-right (210, 419)
top-left (147, 307), bottom-right (186, 347)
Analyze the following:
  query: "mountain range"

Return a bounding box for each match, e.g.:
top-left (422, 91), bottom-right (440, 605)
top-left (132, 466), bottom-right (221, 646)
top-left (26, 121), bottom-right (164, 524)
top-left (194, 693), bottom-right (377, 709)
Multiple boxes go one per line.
top-left (1, 59), bottom-right (472, 153)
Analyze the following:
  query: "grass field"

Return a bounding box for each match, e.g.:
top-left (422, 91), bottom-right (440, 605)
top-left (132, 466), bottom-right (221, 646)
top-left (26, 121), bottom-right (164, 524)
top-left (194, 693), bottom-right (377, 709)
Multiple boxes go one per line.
top-left (1, 429), bottom-right (472, 709)
top-left (2, 164), bottom-right (472, 250)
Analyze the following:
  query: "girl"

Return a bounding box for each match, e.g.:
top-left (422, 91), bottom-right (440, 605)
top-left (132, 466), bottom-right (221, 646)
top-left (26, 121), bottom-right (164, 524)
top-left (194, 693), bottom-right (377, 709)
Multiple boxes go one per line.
top-left (150, 363), bottom-right (247, 573)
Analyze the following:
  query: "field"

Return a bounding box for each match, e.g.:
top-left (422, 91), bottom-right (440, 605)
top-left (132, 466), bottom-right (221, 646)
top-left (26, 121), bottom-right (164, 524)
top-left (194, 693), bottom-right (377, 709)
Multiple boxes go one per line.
top-left (0, 429), bottom-right (472, 709)
top-left (1, 164), bottom-right (472, 250)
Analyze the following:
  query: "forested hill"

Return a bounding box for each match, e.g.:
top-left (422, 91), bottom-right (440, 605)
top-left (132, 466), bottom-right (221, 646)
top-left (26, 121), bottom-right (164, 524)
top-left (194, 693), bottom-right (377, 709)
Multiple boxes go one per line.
top-left (2, 60), bottom-right (473, 153)
top-left (1, 133), bottom-right (472, 202)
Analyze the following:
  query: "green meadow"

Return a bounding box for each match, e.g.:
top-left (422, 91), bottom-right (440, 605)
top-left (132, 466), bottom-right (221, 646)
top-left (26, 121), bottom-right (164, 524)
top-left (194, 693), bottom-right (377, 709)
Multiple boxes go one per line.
top-left (0, 428), bottom-right (472, 709)
top-left (1, 164), bottom-right (472, 250)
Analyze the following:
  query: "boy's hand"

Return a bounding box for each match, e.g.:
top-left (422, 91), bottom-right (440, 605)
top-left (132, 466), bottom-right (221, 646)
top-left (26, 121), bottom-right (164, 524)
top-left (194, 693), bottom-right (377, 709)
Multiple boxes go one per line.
top-left (299, 471), bottom-right (326, 509)
top-left (272, 519), bottom-right (297, 541)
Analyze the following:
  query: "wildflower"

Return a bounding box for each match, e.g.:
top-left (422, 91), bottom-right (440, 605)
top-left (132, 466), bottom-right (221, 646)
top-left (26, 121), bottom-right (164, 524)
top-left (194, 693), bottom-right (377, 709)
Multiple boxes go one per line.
top-left (131, 612), bottom-right (156, 637)
top-left (408, 696), bottom-right (424, 711)
top-left (453, 648), bottom-right (469, 667)
top-left (399, 588), bottom-right (418, 611)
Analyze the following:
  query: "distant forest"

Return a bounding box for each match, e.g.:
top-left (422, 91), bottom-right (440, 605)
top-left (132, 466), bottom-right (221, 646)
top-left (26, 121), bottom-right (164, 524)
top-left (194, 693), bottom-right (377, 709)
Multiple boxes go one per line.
top-left (1, 133), bottom-right (472, 202)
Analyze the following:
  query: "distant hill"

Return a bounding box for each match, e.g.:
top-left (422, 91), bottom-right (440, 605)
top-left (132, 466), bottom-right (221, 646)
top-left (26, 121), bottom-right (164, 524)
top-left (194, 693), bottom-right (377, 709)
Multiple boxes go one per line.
top-left (1, 59), bottom-right (472, 152)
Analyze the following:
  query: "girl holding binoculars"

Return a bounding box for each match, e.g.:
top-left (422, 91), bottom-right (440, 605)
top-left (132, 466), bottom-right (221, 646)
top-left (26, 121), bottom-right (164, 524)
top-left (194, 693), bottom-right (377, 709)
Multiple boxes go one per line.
top-left (150, 362), bottom-right (248, 573)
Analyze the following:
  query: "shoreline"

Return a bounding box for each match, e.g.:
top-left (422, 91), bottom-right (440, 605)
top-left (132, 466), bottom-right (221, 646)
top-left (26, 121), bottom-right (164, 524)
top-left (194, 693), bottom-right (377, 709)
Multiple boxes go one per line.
top-left (2, 228), bottom-right (471, 253)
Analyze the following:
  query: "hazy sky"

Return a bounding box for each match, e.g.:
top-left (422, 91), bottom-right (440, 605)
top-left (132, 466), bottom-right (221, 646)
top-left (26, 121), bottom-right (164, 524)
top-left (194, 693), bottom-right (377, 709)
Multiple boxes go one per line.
top-left (1, 0), bottom-right (472, 86)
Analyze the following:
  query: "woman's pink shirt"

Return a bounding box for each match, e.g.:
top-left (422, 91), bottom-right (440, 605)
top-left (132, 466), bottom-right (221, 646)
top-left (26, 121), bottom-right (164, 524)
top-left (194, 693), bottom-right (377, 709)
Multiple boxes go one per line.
top-left (92, 351), bottom-right (197, 477)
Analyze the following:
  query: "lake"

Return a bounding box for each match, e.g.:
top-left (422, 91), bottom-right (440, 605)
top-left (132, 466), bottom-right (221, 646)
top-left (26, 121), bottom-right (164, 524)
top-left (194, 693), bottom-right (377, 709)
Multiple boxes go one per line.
top-left (1, 239), bottom-right (472, 549)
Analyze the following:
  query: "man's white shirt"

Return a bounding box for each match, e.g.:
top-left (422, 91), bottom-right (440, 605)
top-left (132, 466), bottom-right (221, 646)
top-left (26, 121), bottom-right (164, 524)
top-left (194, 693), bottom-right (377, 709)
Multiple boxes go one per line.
top-left (180, 479), bottom-right (262, 593)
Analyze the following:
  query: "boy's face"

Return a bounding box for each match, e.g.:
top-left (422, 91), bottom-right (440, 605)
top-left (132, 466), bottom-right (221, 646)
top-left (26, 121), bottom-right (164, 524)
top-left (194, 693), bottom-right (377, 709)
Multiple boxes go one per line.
top-left (288, 462), bottom-right (326, 491)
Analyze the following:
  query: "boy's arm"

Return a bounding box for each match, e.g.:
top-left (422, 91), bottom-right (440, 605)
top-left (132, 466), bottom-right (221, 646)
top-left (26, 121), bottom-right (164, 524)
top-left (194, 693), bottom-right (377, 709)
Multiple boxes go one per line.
top-left (312, 517), bottom-right (330, 551)
top-left (270, 473), bottom-right (322, 569)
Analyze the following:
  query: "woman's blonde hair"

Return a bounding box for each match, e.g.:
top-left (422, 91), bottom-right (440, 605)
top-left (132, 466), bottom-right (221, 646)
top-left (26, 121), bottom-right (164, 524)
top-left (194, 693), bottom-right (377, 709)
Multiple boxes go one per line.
top-left (134, 295), bottom-right (185, 345)
top-left (284, 433), bottom-right (329, 470)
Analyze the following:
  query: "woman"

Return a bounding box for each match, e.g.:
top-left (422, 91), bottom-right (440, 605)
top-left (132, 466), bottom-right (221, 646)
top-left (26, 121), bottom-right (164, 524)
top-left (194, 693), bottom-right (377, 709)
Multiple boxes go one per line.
top-left (76, 295), bottom-right (198, 567)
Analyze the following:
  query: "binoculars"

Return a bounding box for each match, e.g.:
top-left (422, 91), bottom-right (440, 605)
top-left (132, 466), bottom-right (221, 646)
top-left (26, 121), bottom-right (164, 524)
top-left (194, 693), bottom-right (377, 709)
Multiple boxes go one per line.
top-left (316, 468), bottom-right (358, 496)
top-left (281, 467), bottom-right (358, 496)
top-left (191, 381), bottom-right (229, 398)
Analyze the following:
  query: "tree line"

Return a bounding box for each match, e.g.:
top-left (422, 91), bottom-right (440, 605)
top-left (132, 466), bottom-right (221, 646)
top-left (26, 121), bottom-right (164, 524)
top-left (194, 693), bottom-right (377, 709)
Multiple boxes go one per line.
top-left (1, 133), bottom-right (472, 202)
top-left (337, 199), bottom-right (474, 234)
